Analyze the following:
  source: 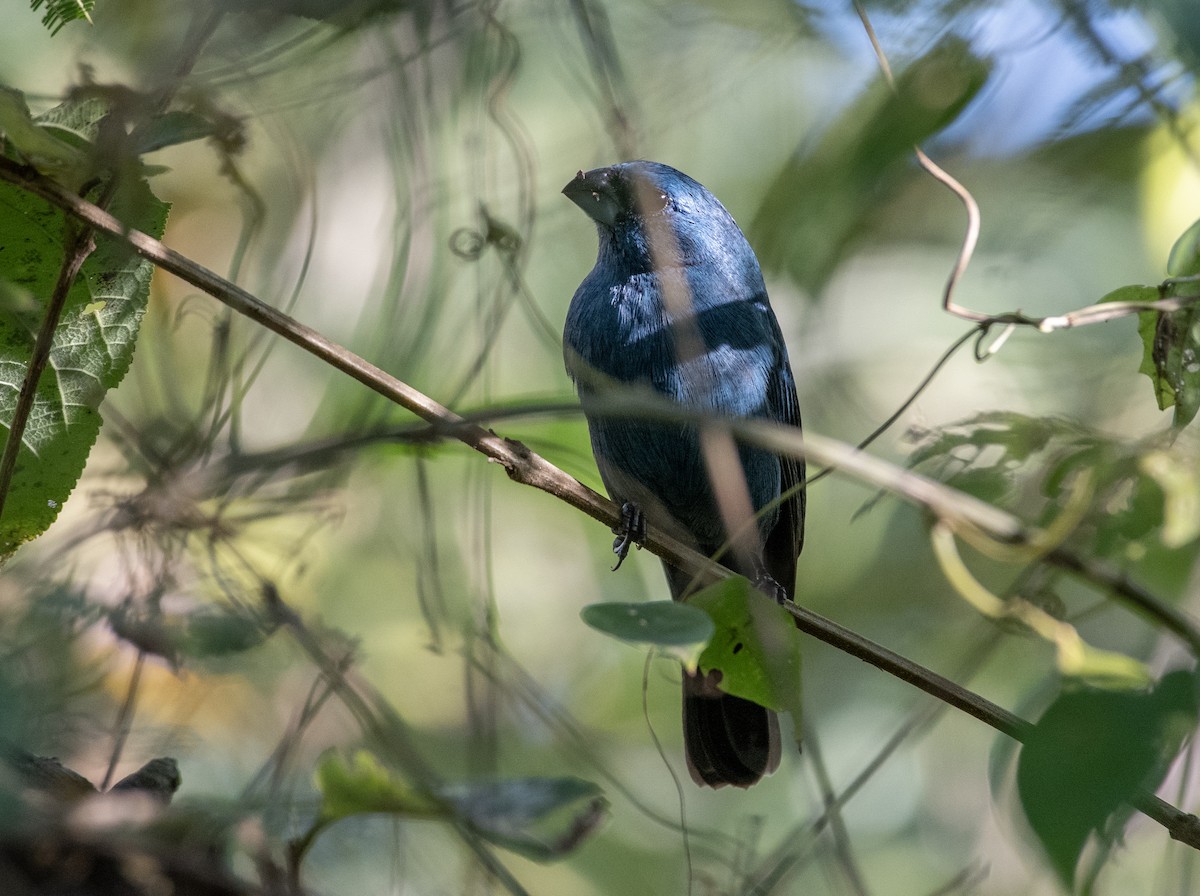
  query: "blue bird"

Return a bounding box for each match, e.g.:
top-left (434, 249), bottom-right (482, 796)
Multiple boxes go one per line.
top-left (563, 161), bottom-right (805, 788)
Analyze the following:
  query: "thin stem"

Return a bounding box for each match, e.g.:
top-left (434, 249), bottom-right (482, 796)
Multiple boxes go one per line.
top-left (101, 650), bottom-right (146, 791)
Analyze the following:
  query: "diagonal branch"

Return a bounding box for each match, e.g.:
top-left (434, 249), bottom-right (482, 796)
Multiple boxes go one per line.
top-left (2, 155), bottom-right (1198, 849)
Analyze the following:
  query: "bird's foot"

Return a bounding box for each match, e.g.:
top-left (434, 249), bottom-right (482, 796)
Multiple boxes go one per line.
top-left (611, 502), bottom-right (646, 571)
top-left (751, 564), bottom-right (787, 604)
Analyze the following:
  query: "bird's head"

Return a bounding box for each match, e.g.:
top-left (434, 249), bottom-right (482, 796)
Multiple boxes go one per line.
top-left (562, 161), bottom-right (752, 278)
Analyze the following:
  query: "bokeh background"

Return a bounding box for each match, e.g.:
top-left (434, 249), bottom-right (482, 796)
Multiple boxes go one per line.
top-left (3, 0), bottom-right (1200, 892)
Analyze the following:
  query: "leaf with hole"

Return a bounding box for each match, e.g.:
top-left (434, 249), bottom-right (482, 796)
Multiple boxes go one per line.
top-left (688, 576), bottom-right (802, 723)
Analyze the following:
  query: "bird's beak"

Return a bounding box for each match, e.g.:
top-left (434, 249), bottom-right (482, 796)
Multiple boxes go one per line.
top-left (563, 167), bottom-right (620, 228)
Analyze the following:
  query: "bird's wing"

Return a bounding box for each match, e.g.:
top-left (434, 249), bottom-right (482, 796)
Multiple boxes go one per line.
top-left (763, 316), bottom-right (805, 602)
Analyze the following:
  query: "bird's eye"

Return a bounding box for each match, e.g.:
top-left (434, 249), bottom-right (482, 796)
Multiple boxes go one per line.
top-left (635, 188), bottom-right (669, 215)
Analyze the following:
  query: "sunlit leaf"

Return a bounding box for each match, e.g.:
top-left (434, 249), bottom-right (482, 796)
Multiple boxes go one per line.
top-left (1016, 670), bottom-right (1198, 886)
top-left (903, 412), bottom-right (1197, 562)
top-left (314, 750), bottom-right (442, 822)
top-left (29, 0), bottom-right (95, 36)
top-left (0, 98), bottom-right (168, 554)
top-left (687, 577), bottom-right (802, 721)
top-left (0, 86), bottom-right (86, 178)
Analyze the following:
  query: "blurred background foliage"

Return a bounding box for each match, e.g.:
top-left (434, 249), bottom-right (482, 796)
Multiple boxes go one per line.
top-left (3, 0), bottom-right (1200, 892)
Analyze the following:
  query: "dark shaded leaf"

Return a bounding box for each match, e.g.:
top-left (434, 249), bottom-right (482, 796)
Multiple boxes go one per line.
top-left (314, 751), bottom-right (607, 862)
top-left (442, 777), bottom-right (607, 862)
top-left (6, 751), bottom-right (97, 800)
top-left (1016, 670), bottom-right (1198, 886)
top-left (580, 600), bottom-right (713, 668)
top-left (184, 610), bottom-right (272, 657)
top-left (133, 110), bottom-right (224, 155)
top-left (111, 757), bottom-right (181, 803)
top-left (1135, 227), bottom-right (1200, 428)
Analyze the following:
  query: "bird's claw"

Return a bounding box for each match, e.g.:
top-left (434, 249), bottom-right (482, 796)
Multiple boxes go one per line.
top-left (611, 502), bottom-right (646, 571)
top-left (752, 564), bottom-right (787, 604)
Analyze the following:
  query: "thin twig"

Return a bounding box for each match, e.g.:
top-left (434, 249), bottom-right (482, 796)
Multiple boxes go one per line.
top-left (101, 650), bottom-right (146, 792)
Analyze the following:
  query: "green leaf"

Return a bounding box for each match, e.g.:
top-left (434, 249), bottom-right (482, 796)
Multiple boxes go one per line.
top-left (580, 600), bottom-right (713, 668)
top-left (29, 0), bottom-right (96, 36)
top-left (1016, 670), bottom-right (1198, 886)
top-left (314, 750), bottom-right (443, 822)
top-left (0, 159), bottom-right (168, 553)
top-left (1098, 283), bottom-right (1160, 307)
top-left (687, 577), bottom-right (802, 722)
top-left (314, 751), bottom-right (607, 862)
top-left (34, 94), bottom-right (109, 149)
top-left (1167, 217), bottom-right (1200, 277)
top-left (184, 610), bottom-right (273, 657)
top-left (904, 412), bottom-right (1198, 562)
top-left (133, 110), bottom-right (225, 155)
top-left (0, 86), bottom-right (87, 179)
top-left (751, 36), bottom-right (990, 292)
top-left (1136, 291), bottom-right (1200, 427)
top-left (441, 777), bottom-right (608, 862)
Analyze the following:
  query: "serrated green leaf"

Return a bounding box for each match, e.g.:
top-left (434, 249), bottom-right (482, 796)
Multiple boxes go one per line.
top-left (0, 86), bottom-right (86, 178)
top-left (1016, 671), bottom-right (1198, 886)
top-left (687, 577), bottom-right (802, 721)
top-left (1168, 217), bottom-right (1200, 277)
top-left (314, 750), bottom-right (442, 821)
top-left (580, 600), bottom-right (713, 668)
top-left (903, 412), bottom-right (1197, 564)
top-left (441, 777), bottom-right (608, 862)
top-left (35, 94), bottom-right (109, 148)
top-left (0, 171), bottom-right (168, 553)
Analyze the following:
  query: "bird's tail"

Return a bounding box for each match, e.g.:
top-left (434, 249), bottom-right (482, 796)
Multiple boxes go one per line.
top-left (682, 670), bottom-right (781, 788)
